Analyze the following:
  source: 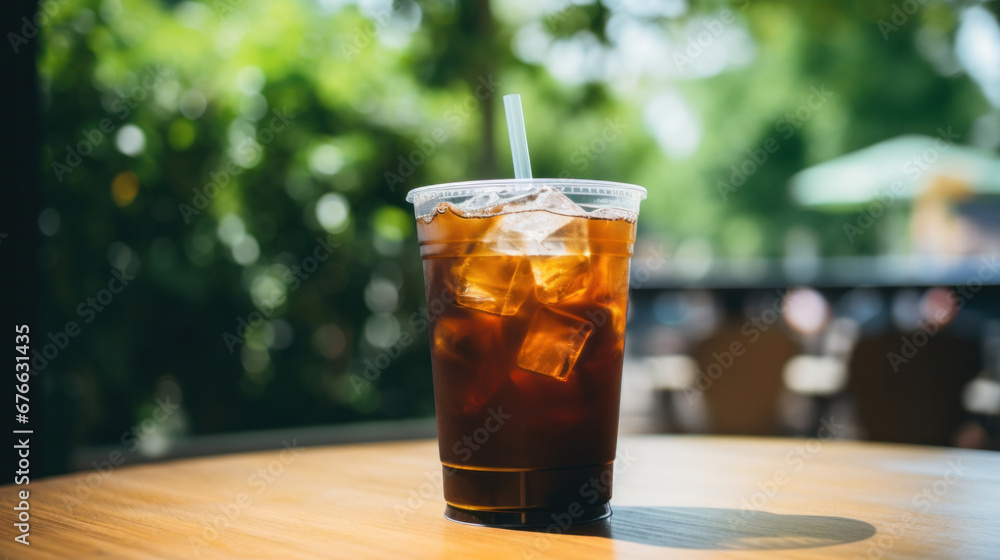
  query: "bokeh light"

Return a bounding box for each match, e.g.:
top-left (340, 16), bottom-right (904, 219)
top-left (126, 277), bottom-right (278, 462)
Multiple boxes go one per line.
top-left (114, 125), bottom-right (146, 156)
top-left (783, 288), bottom-right (830, 335)
top-left (316, 193), bottom-right (351, 233)
top-left (37, 208), bottom-right (60, 236)
top-left (111, 171), bottom-right (140, 207)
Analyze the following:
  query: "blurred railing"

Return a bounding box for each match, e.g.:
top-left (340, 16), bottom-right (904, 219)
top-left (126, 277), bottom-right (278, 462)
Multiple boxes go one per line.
top-left (71, 418), bottom-right (437, 471)
top-left (622, 255), bottom-right (1000, 450)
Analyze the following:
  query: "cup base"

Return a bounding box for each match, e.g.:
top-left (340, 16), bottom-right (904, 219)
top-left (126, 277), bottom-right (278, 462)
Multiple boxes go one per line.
top-left (443, 503), bottom-right (612, 528)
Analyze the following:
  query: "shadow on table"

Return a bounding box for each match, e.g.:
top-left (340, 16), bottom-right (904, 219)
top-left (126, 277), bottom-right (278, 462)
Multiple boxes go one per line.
top-left (514, 507), bottom-right (876, 550)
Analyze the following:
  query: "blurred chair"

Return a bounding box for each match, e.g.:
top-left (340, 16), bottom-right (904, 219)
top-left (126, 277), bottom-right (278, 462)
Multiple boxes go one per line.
top-left (957, 320), bottom-right (1000, 450)
top-left (691, 318), bottom-right (798, 436)
top-left (847, 288), bottom-right (980, 446)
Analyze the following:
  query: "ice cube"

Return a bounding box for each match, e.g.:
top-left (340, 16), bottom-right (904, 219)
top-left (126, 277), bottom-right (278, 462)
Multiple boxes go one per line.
top-left (516, 307), bottom-right (594, 380)
top-left (457, 191), bottom-right (503, 215)
top-left (453, 256), bottom-right (533, 316)
top-left (487, 211), bottom-right (574, 255)
top-left (523, 210), bottom-right (592, 303)
top-left (531, 255), bottom-right (590, 304)
top-left (503, 186), bottom-right (588, 218)
top-left (434, 316), bottom-right (481, 363)
top-left (485, 187), bottom-right (590, 256)
top-left (432, 315), bottom-right (503, 414)
top-left (586, 255), bottom-right (628, 331)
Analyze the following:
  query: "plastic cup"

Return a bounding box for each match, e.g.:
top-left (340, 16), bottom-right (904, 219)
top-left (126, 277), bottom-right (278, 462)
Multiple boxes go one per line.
top-left (406, 179), bottom-right (646, 527)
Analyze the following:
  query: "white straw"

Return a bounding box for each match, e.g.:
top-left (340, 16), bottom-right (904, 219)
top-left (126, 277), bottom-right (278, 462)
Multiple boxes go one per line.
top-left (503, 94), bottom-right (533, 179)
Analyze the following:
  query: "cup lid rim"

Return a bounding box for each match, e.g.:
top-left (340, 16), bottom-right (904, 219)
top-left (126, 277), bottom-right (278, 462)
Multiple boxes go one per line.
top-left (404, 178), bottom-right (648, 203)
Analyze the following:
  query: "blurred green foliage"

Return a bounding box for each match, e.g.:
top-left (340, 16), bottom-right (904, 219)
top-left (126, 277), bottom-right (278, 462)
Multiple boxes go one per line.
top-left (36, 0), bottom-right (992, 467)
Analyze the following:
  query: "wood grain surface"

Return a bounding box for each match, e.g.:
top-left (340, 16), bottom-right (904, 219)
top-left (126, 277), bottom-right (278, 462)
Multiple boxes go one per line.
top-left (3, 435), bottom-right (999, 559)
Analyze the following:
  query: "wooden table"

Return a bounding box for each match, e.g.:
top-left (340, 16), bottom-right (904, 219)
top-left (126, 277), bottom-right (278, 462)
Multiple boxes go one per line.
top-left (3, 436), bottom-right (999, 559)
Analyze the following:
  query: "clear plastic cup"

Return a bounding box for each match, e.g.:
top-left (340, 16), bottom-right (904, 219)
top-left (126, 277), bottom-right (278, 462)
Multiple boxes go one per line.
top-left (406, 179), bottom-right (646, 527)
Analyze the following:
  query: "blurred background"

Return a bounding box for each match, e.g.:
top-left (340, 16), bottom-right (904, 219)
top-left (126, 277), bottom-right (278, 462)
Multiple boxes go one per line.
top-left (4, 0), bottom-right (1000, 476)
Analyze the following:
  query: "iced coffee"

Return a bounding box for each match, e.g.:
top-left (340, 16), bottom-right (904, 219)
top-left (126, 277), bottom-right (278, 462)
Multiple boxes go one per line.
top-left (407, 180), bottom-right (645, 526)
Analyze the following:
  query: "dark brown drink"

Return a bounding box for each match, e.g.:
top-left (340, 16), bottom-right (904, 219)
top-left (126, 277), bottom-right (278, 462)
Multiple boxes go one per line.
top-left (411, 184), bottom-right (640, 527)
